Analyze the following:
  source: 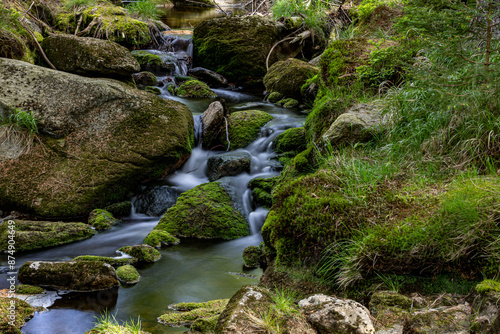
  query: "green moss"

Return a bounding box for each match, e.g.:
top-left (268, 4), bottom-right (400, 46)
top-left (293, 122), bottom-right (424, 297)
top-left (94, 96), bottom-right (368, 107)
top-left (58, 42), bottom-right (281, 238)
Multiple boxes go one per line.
top-left (175, 80), bottom-right (216, 98)
top-left (167, 84), bottom-right (176, 95)
top-left (293, 146), bottom-right (317, 173)
top-left (116, 265), bottom-right (140, 284)
top-left (73, 255), bottom-right (135, 268)
top-left (243, 245), bottom-right (263, 268)
top-left (118, 244), bottom-right (161, 263)
top-left (174, 75), bottom-right (196, 84)
top-left (261, 171), bottom-right (353, 265)
top-left (131, 50), bottom-right (164, 68)
top-left (0, 297), bottom-right (34, 333)
top-left (273, 127), bottom-right (306, 154)
top-left (277, 98), bottom-right (299, 109)
top-left (148, 182), bottom-right (249, 239)
top-left (0, 4), bottom-right (35, 63)
top-left (222, 110), bottom-right (273, 150)
top-left (191, 315), bottom-right (219, 332)
top-left (475, 279), bottom-right (500, 294)
top-left (145, 86), bottom-right (161, 95)
top-left (88, 209), bottom-right (119, 230)
top-left (249, 177), bottom-right (278, 208)
top-left (104, 201), bottom-right (132, 216)
top-left (369, 291), bottom-right (412, 315)
top-left (159, 299), bottom-right (228, 327)
top-left (16, 284), bottom-right (45, 295)
top-left (0, 220), bottom-right (96, 252)
top-left (143, 230), bottom-right (180, 248)
top-left (268, 92), bottom-right (283, 103)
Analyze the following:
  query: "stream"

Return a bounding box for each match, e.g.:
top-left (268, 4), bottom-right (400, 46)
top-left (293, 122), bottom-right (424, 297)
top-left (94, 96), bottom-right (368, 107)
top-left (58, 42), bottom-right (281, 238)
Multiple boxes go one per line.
top-left (0, 4), bottom-right (306, 334)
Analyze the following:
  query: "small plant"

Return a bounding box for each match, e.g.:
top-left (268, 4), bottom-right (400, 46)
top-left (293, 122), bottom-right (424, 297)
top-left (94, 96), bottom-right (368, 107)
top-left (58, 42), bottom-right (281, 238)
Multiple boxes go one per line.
top-left (376, 272), bottom-right (404, 293)
top-left (91, 310), bottom-right (143, 334)
top-left (63, 0), bottom-right (98, 10)
top-left (126, 0), bottom-right (162, 21)
top-left (271, 288), bottom-right (300, 317)
top-left (6, 108), bottom-right (38, 134)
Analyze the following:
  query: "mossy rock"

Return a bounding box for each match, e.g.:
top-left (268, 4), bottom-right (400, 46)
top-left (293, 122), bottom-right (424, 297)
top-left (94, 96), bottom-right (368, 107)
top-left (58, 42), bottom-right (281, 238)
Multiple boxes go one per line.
top-left (103, 201), bottom-right (132, 217)
top-left (261, 171), bottom-right (352, 265)
top-left (248, 177), bottom-right (278, 208)
top-left (147, 182), bottom-right (249, 240)
top-left (216, 110), bottom-right (273, 150)
top-left (145, 86), bottom-right (161, 95)
top-left (132, 72), bottom-right (158, 89)
top-left (159, 299), bottom-right (228, 327)
top-left (0, 296), bottom-right (34, 334)
top-left (143, 230), bottom-right (180, 248)
top-left (116, 265), bottom-right (140, 284)
top-left (206, 151), bottom-right (251, 181)
top-left (264, 58), bottom-right (319, 100)
top-left (191, 315), bottom-right (219, 332)
top-left (193, 16), bottom-right (297, 84)
top-left (175, 80), bottom-right (216, 98)
top-left (273, 127), bottom-right (306, 154)
top-left (242, 245), bottom-right (263, 268)
top-left (73, 255), bottom-right (136, 268)
top-left (0, 220), bottom-right (96, 252)
top-left (16, 284), bottom-right (45, 295)
top-left (88, 209), bottom-right (120, 230)
top-left (131, 50), bottom-right (174, 72)
top-left (0, 5), bottom-right (37, 64)
top-left (267, 92), bottom-right (283, 103)
top-left (369, 291), bottom-right (412, 317)
top-left (118, 244), bottom-right (161, 263)
top-left (475, 279), bottom-right (500, 294)
top-left (174, 75), bottom-right (197, 85)
top-left (18, 261), bottom-right (119, 291)
top-left (304, 95), bottom-right (351, 144)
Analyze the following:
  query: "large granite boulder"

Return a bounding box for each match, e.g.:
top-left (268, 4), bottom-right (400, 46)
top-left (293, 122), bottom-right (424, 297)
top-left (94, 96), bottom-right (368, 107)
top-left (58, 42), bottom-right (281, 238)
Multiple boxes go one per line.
top-left (0, 58), bottom-right (194, 218)
top-left (146, 182), bottom-right (249, 240)
top-left (299, 294), bottom-right (375, 334)
top-left (18, 261), bottom-right (119, 291)
top-left (193, 16), bottom-right (301, 84)
top-left (42, 34), bottom-right (140, 77)
top-left (134, 185), bottom-right (180, 217)
top-left (264, 58), bottom-right (319, 100)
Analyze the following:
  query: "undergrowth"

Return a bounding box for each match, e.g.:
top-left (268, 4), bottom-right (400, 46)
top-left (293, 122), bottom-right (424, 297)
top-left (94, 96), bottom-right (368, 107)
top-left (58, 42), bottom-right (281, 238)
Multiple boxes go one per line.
top-left (89, 311), bottom-right (144, 334)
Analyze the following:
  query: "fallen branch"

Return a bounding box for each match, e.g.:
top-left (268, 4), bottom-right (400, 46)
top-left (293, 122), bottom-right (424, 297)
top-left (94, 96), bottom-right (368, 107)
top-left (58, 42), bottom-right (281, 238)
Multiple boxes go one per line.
top-left (266, 36), bottom-right (294, 70)
top-left (18, 20), bottom-right (57, 70)
top-left (224, 116), bottom-right (231, 151)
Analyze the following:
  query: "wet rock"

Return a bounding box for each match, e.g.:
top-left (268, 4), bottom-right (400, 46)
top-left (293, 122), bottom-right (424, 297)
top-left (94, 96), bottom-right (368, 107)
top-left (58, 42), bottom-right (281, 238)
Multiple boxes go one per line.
top-left (242, 245), bottom-right (263, 268)
top-left (0, 58), bottom-right (193, 218)
top-left (206, 151), bottom-right (251, 181)
top-left (131, 50), bottom-right (176, 73)
top-left (322, 103), bottom-right (385, 147)
top-left (116, 265), bottom-right (140, 284)
top-left (132, 71), bottom-right (158, 89)
top-left (201, 101), bottom-right (225, 150)
top-left (264, 58), bottom-right (319, 100)
top-left (18, 261), bottom-right (119, 291)
top-left (147, 182), bottom-right (249, 240)
top-left (0, 220), bottom-right (95, 252)
top-left (103, 201), bottom-right (132, 217)
top-left (193, 16), bottom-right (301, 84)
top-left (88, 209), bottom-right (120, 230)
top-left (299, 294), bottom-right (375, 334)
top-left (159, 299), bottom-right (228, 328)
top-left (118, 244), bottom-right (161, 263)
top-left (267, 92), bottom-right (283, 103)
top-left (134, 185), bottom-right (180, 217)
top-left (143, 230), bottom-right (180, 248)
top-left (42, 34), bottom-right (140, 77)
top-left (175, 80), bottom-right (217, 98)
top-left (407, 304), bottom-right (471, 334)
top-left (188, 67), bottom-right (228, 87)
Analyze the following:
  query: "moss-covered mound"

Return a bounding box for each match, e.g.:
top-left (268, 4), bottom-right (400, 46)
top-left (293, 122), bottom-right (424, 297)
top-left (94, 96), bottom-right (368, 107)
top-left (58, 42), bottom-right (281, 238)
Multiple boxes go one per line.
top-left (248, 177), bottom-right (278, 208)
top-left (116, 265), bottom-right (140, 284)
top-left (104, 201), bottom-right (132, 216)
top-left (147, 182), bottom-right (249, 240)
top-left (0, 3), bottom-right (37, 64)
top-left (159, 299), bottom-right (228, 328)
top-left (88, 209), bottom-right (120, 230)
top-left (16, 284), bottom-right (45, 295)
top-left (193, 16), bottom-right (295, 84)
top-left (18, 260), bottom-right (119, 291)
top-left (143, 230), bottom-right (180, 248)
top-left (242, 245), bottom-right (263, 268)
top-left (118, 244), bottom-right (161, 263)
top-left (175, 80), bottom-right (217, 98)
top-left (73, 255), bottom-right (136, 268)
top-left (0, 58), bottom-right (194, 218)
top-left (131, 50), bottom-right (175, 73)
top-left (273, 127), bottom-right (307, 155)
top-left (0, 220), bottom-right (96, 252)
top-left (475, 279), bottom-right (500, 295)
top-left (264, 58), bottom-right (319, 100)
top-left (0, 296), bottom-right (34, 334)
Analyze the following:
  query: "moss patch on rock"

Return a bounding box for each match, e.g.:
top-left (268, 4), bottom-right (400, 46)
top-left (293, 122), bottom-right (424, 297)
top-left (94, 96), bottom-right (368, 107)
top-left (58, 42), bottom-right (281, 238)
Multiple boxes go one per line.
top-left (143, 230), bottom-right (180, 248)
top-left (221, 110), bottom-right (273, 150)
top-left (273, 127), bottom-right (307, 155)
top-left (73, 255), bottom-right (136, 268)
top-left (16, 284), bottom-right (45, 295)
top-left (0, 296), bottom-right (34, 334)
top-left (116, 265), bottom-right (140, 284)
top-left (175, 80), bottom-right (216, 98)
top-left (118, 244), bottom-right (161, 263)
top-left (0, 220), bottom-right (96, 252)
top-left (159, 299), bottom-right (228, 327)
top-left (243, 245), bottom-right (263, 268)
top-left (148, 182), bottom-right (249, 240)
top-left (0, 4), bottom-right (36, 64)
top-left (88, 209), bottom-right (120, 230)
top-left (475, 279), bottom-right (500, 294)
top-left (268, 92), bottom-right (283, 103)
top-left (248, 177), bottom-right (278, 208)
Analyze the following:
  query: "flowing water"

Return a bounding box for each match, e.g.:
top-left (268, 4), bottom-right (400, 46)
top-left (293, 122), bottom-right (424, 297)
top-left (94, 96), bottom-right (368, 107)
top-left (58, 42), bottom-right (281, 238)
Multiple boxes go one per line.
top-left (0, 6), bottom-right (306, 334)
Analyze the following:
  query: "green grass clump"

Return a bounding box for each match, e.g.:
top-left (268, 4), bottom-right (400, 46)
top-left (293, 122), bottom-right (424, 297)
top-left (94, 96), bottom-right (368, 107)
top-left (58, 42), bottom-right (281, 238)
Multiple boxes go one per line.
top-left (126, 0), bottom-right (162, 21)
top-left (16, 284), bottom-right (45, 295)
top-left (116, 265), bottom-right (140, 284)
top-left (89, 311), bottom-right (145, 334)
top-left (4, 109), bottom-right (38, 135)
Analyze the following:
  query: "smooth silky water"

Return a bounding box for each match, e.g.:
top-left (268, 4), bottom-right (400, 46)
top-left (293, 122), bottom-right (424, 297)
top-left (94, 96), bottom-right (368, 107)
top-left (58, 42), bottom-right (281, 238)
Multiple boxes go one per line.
top-left (0, 6), bottom-right (307, 333)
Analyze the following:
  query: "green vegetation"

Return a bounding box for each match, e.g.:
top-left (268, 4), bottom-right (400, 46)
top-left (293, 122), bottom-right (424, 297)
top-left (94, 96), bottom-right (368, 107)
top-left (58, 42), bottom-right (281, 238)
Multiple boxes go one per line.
top-left (16, 284), bottom-right (45, 294)
top-left (73, 255), bottom-right (135, 268)
top-left (126, 0), bottom-right (163, 21)
top-left (248, 177), bottom-right (278, 208)
top-left (222, 110), bottom-right (273, 150)
top-left (0, 297), bottom-right (34, 334)
top-left (143, 230), bottom-right (180, 248)
top-left (475, 279), bottom-right (500, 295)
top-left (0, 3), bottom-right (36, 63)
top-left (116, 265), bottom-right (140, 284)
top-left (118, 244), bottom-right (161, 263)
top-left (175, 80), bottom-right (217, 98)
top-left (3, 109), bottom-right (38, 135)
top-left (159, 299), bottom-right (228, 327)
top-left (243, 246), bottom-right (263, 268)
top-left (88, 209), bottom-right (119, 230)
top-left (89, 311), bottom-right (145, 334)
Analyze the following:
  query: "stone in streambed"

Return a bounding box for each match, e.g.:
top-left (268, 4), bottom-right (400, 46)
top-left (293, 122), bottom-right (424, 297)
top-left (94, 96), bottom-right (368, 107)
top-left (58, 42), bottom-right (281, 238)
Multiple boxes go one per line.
top-left (147, 182), bottom-right (249, 240)
top-left (73, 255), bottom-right (136, 268)
top-left (132, 71), bottom-right (158, 89)
top-left (175, 80), bottom-right (217, 98)
top-left (118, 244), bottom-right (161, 263)
top-left (0, 220), bottom-right (95, 252)
top-left (201, 101), bottom-right (225, 150)
top-left (88, 209), bottom-right (120, 230)
top-left (188, 67), bottom-right (228, 87)
top-left (159, 299), bottom-right (228, 328)
top-left (242, 245), bottom-right (263, 268)
top-left (116, 265), bottom-right (140, 284)
top-left (134, 185), bottom-right (180, 217)
top-left (206, 151), bottom-right (251, 181)
top-left (18, 261), bottom-right (119, 291)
